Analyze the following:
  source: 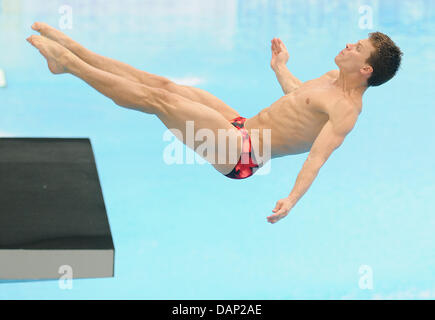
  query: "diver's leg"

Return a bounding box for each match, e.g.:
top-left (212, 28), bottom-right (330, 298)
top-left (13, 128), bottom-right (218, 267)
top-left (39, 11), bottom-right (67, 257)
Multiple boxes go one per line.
top-left (27, 35), bottom-right (242, 174)
top-left (31, 22), bottom-right (241, 121)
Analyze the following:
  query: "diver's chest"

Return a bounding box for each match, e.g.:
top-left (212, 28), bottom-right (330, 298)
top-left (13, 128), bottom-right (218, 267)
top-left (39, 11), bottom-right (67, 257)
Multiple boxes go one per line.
top-left (291, 83), bottom-right (334, 114)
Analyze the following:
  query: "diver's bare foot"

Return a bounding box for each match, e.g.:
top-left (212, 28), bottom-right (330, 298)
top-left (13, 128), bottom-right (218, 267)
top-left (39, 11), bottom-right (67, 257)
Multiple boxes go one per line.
top-left (31, 22), bottom-right (73, 49)
top-left (26, 35), bottom-right (70, 74)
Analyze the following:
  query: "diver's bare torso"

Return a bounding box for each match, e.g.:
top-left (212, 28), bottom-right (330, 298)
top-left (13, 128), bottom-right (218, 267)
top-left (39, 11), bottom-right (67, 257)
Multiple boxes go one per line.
top-left (244, 70), bottom-right (362, 162)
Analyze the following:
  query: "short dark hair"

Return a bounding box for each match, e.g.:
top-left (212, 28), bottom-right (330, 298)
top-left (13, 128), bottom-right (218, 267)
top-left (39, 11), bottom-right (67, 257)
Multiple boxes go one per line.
top-left (366, 32), bottom-right (403, 87)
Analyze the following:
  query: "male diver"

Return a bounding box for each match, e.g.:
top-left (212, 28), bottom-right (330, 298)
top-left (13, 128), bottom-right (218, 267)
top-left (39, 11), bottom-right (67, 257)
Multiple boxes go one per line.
top-left (27, 23), bottom-right (402, 223)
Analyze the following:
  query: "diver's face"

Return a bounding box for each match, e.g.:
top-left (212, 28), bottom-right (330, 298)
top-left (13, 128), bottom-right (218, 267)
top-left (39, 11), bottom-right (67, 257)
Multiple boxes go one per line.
top-left (334, 38), bottom-right (375, 74)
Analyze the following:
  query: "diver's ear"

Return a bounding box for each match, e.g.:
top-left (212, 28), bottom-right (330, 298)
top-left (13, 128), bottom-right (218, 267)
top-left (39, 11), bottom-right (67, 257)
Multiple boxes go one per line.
top-left (360, 65), bottom-right (373, 78)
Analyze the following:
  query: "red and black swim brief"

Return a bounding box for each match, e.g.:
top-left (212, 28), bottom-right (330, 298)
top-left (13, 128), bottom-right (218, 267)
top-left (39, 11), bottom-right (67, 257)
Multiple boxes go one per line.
top-left (225, 116), bottom-right (259, 179)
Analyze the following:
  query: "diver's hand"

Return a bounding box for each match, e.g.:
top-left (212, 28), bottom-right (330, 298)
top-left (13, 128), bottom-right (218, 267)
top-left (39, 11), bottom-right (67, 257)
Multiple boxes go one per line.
top-left (267, 197), bottom-right (294, 223)
top-left (270, 38), bottom-right (290, 70)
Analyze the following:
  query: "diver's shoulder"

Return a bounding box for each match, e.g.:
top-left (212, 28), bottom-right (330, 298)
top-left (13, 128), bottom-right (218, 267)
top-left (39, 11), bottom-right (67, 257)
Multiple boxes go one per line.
top-left (322, 95), bottom-right (361, 120)
top-left (324, 69), bottom-right (339, 78)
top-left (335, 96), bottom-right (362, 117)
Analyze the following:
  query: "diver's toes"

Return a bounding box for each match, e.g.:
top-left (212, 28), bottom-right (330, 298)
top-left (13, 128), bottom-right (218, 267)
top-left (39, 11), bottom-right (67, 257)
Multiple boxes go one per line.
top-left (31, 22), bottom-right (41, 31)
top-left (32, 22), bottom-right (49, 35)
top-left (27, 35), bottom-right (43, 48)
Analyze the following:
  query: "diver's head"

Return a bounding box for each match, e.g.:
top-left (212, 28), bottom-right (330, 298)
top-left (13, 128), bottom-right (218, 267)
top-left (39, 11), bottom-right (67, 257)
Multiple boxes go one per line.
top-left (335, 32), bottom-right (403, 87)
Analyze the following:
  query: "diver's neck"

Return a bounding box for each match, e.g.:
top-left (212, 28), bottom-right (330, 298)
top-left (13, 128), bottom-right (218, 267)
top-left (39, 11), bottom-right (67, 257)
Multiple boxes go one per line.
top-left (334, 70), bottom-right (367, 97)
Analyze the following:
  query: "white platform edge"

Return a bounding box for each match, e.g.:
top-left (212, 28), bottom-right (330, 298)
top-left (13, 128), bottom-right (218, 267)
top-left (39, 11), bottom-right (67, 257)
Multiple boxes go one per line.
top-left (0, 249), bottom-right (114, 280)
